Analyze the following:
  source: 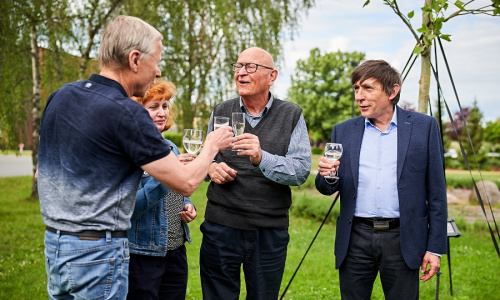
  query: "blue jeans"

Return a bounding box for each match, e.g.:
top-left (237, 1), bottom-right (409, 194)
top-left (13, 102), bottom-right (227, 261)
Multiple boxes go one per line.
top-left (44, 230), bottom-right (130, 300)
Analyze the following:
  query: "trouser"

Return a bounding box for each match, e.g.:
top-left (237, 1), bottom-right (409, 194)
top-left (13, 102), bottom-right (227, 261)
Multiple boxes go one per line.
top-left (339, 219), bottom-right (419, 300)
top-left (127, 246), bottom-right (188, 300)
top-left (44, 230), bottom-right (130, 300)
top-left (199, 221), bottom-right (289, 300)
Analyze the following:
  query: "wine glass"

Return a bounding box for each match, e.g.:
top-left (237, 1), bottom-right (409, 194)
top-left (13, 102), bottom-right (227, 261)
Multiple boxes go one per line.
top-left (232, 112), bottom-right (245, 136)
top-left (182, 129), bottom-right (203, 154)
top-left (232, 112), bottom-right (245, 151)
top-left (324, 143), bottom-right (343, 180)
top-left (214, 116), bottom-right (229, 131)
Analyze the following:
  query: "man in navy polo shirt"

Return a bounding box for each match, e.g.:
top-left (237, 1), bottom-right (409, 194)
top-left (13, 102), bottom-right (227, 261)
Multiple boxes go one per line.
top-left (38, 15), bottom-right (233, 299)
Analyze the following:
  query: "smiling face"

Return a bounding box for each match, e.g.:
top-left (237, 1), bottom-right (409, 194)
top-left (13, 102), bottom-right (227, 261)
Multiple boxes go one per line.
top-left (144, 97), bottom-right (169, 132)
top-left (353, 77), bottom-right (399, 127)
top-left (234, 47), bottom-right (277, 101)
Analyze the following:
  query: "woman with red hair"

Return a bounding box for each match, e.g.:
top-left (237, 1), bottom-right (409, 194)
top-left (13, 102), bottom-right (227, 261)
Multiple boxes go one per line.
top-left (127, 79), bottom-right (197, 300)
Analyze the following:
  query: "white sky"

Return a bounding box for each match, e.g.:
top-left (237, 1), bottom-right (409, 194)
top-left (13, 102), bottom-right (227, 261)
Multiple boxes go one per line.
top-left (271, 0), bottom-right (500, 123)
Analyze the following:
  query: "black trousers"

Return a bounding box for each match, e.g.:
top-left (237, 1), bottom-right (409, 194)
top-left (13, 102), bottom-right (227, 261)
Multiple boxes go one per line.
top-left (127, 245), bottom-right (188, 300)
top-left (199, 221), bottom-right (289, 300)
top-left (339, 220), bottom-right (419, 300)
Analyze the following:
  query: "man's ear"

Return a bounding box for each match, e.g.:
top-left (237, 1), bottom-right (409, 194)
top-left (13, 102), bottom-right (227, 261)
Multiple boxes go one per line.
top-left (389, 84), bottom-right (400, 100)
top-left (268, 69), bottom-right (278, 86)
top-left (129, 50), bottom-right (141, 72)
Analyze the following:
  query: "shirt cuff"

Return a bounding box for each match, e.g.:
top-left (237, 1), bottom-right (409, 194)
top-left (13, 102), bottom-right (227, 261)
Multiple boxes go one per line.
top-left (427, 251), bottom-right (442, 257)
top-left (257, 151), bottom-right (272, 170)
top-left (325, 177), bottom-right (338, 185)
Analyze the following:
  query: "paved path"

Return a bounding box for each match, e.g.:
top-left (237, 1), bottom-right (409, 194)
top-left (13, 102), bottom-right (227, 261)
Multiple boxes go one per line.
top-left (0, 155), bottom-right (33, 177)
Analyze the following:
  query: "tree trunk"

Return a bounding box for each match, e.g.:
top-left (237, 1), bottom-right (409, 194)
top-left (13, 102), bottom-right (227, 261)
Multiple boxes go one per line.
top-left (418, 0), bottom-right (433, 114)
top-left (30, 25), bottom-right (41, 199)
top-left (418, 52), bottom-right (431, 114)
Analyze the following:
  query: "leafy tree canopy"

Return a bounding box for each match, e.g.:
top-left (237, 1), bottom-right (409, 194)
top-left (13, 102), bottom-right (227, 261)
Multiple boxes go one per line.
top-left (288, 48), bottom-right (364, 144)
top-left (124, 0), bottom-right (315, 130)
top-left (484, 119), bottom-right (500, 146)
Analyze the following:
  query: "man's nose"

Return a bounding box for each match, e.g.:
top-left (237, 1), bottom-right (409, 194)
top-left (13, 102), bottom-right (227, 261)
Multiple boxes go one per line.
top-left (355, 89), bottom-right (365, 101)
top-left (237, 66), bottom-right (248, 75)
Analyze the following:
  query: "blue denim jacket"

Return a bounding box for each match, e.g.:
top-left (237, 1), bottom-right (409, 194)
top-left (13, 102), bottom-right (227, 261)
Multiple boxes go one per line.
top-left (127, 140), bottom-right (193, 256)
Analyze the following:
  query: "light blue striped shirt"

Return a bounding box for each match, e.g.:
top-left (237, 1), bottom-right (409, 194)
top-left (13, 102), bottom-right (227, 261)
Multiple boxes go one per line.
top-left (207, 94), bottom-right (311, 186)
top-left (355, 109), bottom-right (399, 218)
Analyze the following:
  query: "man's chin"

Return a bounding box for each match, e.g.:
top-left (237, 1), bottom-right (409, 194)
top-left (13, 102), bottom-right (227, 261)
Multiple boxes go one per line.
top-left (132, 87), bottom-right (149, 98)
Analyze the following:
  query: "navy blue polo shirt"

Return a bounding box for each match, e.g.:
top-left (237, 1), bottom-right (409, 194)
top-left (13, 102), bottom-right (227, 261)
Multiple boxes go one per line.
top-left (38, 74), bottom-right (170, 232)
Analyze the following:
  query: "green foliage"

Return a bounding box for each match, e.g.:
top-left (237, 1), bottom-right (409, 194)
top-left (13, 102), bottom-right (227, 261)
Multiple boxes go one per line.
top-left (433, 99), bottom-right (453, 151)
top-left (290, 189), bottom-right (340, 223)
top-left (311, 147), bottom-right (324, 155)
top-left (163, 132), bottom-right (183, 149)
top-left (126, 0), bottom-right (315, 131)
top-left (484, 119), bottom-right (500, 150)
top-left (376, 0), bottom-right (500, 56)
top-left (0, 0), bottom-right (97, 150)
top-left (458, 100), bottom-right (486, 166)
top-left (1, 0), bottom-right (314, 150)
top-left (0, 2), bottom-right (32, 150)
top-left (288, 48), bottom-right (364, 144)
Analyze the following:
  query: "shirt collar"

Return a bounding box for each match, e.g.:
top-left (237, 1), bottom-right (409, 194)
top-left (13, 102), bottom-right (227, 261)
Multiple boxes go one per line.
top-left (89, 74), bottom-right (128, 98)
top-left (239, 92), bottom-right (274, 116)
top-left (364, 107), bottom-right (398, 130)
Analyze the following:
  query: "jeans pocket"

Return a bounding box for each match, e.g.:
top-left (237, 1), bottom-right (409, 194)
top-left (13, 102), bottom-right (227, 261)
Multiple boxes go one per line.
top-left (67, 257), bottom-right (115, 300)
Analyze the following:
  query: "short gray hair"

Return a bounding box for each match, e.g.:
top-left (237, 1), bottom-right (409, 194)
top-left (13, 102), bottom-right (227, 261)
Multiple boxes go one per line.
top-left (99, 15), bottom-right (163, 70)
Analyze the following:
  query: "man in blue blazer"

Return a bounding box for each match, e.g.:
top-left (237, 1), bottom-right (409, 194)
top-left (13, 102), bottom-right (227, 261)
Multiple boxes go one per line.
top-left (315, 60), bottom-right (447, 299)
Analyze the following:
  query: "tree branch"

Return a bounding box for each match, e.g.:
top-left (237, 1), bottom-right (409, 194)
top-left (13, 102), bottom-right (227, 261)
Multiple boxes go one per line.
top-left (389, 0), bottom-right (421, 44)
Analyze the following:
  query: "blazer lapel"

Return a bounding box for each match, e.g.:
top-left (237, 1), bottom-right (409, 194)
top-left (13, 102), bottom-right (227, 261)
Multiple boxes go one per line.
top-left (397, 106), bottom-right (412, 183)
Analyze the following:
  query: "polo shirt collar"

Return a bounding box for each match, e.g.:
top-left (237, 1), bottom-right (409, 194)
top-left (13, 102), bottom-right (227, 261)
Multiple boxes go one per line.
top-left (89, 74), bottom-right (128, 98)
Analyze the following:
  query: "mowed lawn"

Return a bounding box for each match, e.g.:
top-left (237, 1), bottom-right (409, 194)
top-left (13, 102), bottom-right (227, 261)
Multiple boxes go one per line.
top-left (1, 173), bottom-right (499, 299)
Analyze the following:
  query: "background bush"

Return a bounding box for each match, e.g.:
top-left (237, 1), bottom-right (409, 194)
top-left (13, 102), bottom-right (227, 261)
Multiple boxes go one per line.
top-left (163, 132), bottom-right (183, 149)
top-left (311, 147), bottom-right (323, 155)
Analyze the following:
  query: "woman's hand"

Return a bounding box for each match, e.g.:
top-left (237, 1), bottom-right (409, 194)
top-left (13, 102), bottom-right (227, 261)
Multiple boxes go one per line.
top-left (179, 204), bottom-right (197, 223)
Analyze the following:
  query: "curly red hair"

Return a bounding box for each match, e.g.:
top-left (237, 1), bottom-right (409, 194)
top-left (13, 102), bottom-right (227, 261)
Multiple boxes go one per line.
top-left (132, 79), bottom-right (177, 132)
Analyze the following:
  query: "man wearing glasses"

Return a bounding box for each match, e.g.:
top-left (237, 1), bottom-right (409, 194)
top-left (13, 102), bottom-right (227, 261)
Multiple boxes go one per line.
top-left (200, 47), bottom-right (312, 299)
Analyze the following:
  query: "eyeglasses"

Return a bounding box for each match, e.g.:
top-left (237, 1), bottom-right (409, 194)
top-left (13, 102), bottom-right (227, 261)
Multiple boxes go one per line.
top-left (231, 62), bottom-right (274, 74)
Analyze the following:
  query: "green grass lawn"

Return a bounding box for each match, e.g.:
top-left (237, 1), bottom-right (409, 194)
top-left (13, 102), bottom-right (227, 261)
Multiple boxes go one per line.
top-left (1, 176), bottom-right (499, 299)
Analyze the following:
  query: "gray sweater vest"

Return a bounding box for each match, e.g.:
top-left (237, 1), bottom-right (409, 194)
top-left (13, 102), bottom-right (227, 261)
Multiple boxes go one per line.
top-left (205, 97), bottom-right (302, 230)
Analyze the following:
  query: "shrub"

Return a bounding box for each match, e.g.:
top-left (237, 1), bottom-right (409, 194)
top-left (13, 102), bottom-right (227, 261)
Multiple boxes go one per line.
top-left (163, 132), bottom-right (183, 149)
top-left (290, 189), bottom-right (340, 223)
top-left (311, 147), bottom-right (323, 155)
top-left (444, 158), bottom-right (464, 169)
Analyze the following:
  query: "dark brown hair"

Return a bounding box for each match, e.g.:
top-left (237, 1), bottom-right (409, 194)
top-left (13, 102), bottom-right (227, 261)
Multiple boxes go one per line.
top-left (351, 60), bottom-right (402, 105)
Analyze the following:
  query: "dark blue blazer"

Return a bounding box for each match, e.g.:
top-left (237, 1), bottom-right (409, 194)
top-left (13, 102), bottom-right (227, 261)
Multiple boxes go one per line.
top-left (316, 106), bottom-right (448, 269)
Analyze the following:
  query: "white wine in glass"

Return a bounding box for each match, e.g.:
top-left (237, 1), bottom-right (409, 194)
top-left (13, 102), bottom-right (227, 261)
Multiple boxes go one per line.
top-left (214, 116), bottom-right (229, 131)
top-left (232, 112), bottom-right (245, 151)
top-left (183, 129), bottom-right (203, 154)
top-left (324, 143), bottom-right (343, 180)
top-left (232, 112), bottom-right (245, 136)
